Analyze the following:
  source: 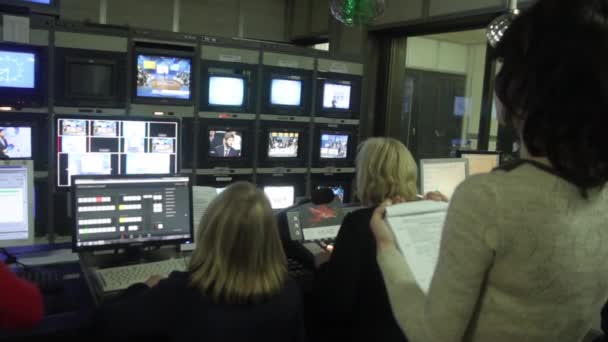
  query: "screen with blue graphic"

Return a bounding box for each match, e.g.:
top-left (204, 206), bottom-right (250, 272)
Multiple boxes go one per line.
top-left (136, 54), bottom-right (191, 100)
top-left (22, 0), bottom-right (52, 4)
top-left (0, 127), bottom-right (31, 159)
top-left (0, 51), bottom-right (36, 89)
top-left (320, 134), bottom-right (349, 159)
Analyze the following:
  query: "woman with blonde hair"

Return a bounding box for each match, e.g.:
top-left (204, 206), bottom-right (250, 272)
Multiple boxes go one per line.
top-left (93, 182), bottom-right (305, 342)
top-left (310, 137), bottom-right (424, 342)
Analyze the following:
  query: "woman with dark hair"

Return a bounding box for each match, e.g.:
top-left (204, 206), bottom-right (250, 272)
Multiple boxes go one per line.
top-left (370, 0), bottom-right (608, 341)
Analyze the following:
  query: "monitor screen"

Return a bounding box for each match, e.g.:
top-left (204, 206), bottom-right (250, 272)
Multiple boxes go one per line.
top-left (68, 62), bottom-right (113, 98)
top-left (72, 176), bottom-right (192, 250)
top-left (268, 132), bottom-right (299, 158)
top-left (56, 118), bottom-right (179, 187)
top-left (0, 126), bottom-right (32, 159)
top-left (208, 130), bottom-right (242, 158)
top-left (318, 185), bottom-right (345, 203)
top-left (264, 186), bottom-right (295, 209)
top-left (22, 0), bottom-right (51, 4)
top-left (320, 133), bottom-right (349, 159)
top-left (420, 159), bottom-right (468, 199)
top-left (0, 161), bottom-right (34, 248)
top-left (460, 153), bottom-right (500, 176)
top-left (208, 76), bottom-right (244, 106)
top-left (136, 54), bottom-right (191, 100)
top-left (270, 79), bottom-right (302, 106)
top-left (0, 50), bottom-right (36, 89)
top-left (323, 83), bottom-right (351, 110)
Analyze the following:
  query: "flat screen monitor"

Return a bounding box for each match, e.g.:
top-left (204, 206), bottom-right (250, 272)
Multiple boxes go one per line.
top-left (320, 133), bottom-right (349, 159)
top-left (72, 175), bottom-right (193, 251)
top-left (0, 50), bottom-right (36, 89)
top-left (0, 126), bottom-right (31, 159)
top-left (323, 83), bottom-right (351, 110)
top-left (267, 131), bottom-right (300, 158)
top-left (208, 130), bottom-right (243, 158)
top-left (270, 79), bottom-right (302, 107)
top-left (67, 61), bottom-right (113, 99)
top-left (420, 159), bottom-right (469, 200)
top-left (459, 152), bottom-right (500, 176)
top-left (208, 76), bottom-right (244, 107)
top-left (136, 54), bottom-right (191, 100)
top-left (317, 185), bottom-right (345, 203)
top-left (0, 161), bottom-right (34, 248)
top-left (264, 186), bottom-right (295, 209)
top-left (56, 117), bottom-right (179, 187)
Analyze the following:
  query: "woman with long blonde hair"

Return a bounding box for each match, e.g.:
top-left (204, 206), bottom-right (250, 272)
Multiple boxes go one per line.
top-left (310, 137), bottom-right (422, 342)
top-left (94, 182), bottom-right (305, 342)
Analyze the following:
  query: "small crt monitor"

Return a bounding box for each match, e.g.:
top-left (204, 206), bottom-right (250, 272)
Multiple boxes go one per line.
top-left (420, 159), bottom-right (469, 200)
top-left (0, 160), bottom-right (34, 248)
top-left (323, 83), bottom-right (351, 110)
top-left (320, 133), bottom-right (349, 159)
top-left (270, 78), bottom-right (302, 107)
top-left (0, 49), bottom-right (36, 90)
top-left (208, 76), bottom-right (245, 107)
top-left (458, 151), bottom-right (501, 176)
top-left (136, 54), bottom-right (192, 101)
top-left (208, 130), bottom-right (243, 158)
top-left (72, 175), bottom-right (193, 251)
top-left (264, 185), bottom-right (295, 210)
top-left (268, 131), bottom-right (300, 158)
top-left (317, 185), bottom-right (345, 203)
top-left (0, 126), bottom-right (32, 159)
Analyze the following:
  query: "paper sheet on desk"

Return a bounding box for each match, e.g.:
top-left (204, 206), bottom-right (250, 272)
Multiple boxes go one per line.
top-left (385, 201), bottom-right (448, 294)
top-left (192, 186), bottom-right (218, 230)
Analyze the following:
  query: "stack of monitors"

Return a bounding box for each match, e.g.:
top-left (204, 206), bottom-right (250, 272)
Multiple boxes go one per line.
top-left (56, 117), bottom-right (179, 187)
top-left (136, 54), bottom-right (192, 102)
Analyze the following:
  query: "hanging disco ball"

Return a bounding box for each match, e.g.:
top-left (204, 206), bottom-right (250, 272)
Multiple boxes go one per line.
top-left (486, 9), bottom-right (519, 48)
top-left (330, 0), bottom-right (386, 26)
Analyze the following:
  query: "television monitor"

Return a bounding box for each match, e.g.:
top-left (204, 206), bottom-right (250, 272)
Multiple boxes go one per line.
top-left (270, 78), bottom-right (302, 107)
top-left (320, 133), bottom-right (349, 159)
top-left (0, 160), bottom-right (34, 248)
top-left (0, 126), bottom-right (32, 159)
top-left (420, 159), bottom-right (469, 200)
top-left (56, 116), bottom-right (179, 188)
top-left (267, 131), bottom-right (300, 158)
top-left (208, 76), bottom-right (245, 107)
top-left (208, 130), bottom-right (243, 158)
top-left (323, 83), bottom-right (351, 110)
top-left (458, 151), bottom-right (501, 176)
top-left (71, 175), bottom-right (193, 251)
top-left (0, 50), bottom-right (36, 89)
top-left (317, 185), bottom-right (345, 203)
top-left (23, 0), bottom-right (51, 3)
top-left (264, 185), bottom-right (295, 209)
top-left (136, 54), bottom-right (192, 101)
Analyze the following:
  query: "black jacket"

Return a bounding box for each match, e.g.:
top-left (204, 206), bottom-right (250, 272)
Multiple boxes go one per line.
top-left (310, 208), bottom-right (408, 342)
top-left (93, 272), bottom-right (306, 342)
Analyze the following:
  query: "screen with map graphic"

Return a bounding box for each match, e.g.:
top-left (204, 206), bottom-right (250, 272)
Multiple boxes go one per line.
top-left (136, 54), bottom-right (191, 100)
top-left (0, 50), bottom-right (36, 89)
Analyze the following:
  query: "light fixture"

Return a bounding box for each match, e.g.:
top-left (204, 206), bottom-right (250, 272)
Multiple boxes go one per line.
top-left (487, 0), bottom-right (519, 48)
top-left (329, 0), bottom-right (386, 27)
top-left (0, 107), bottom-right (13, 111)
top-left (153, 111), bottom-right (165, 116)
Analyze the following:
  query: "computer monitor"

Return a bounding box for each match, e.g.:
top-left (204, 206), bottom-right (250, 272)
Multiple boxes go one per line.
top-left (420, 159), bottom-right (469, 200)
top-left (208, 76), bottom-right (245, 107)
top-left (71, 175), bottom-right (193, 251)
top-left (0, 160), bottom-right (34, 248)
top-left (135, 53), bottom-right (192, 102)
top-left (56, 116), bottom-right (180, 188)
top-left (458, 151), bottom-right (501, 176)
top-left (264, 185), bottom-right (295, 210)
top-left (270, 78), bottom-right (302, 107)
top-left (320, 133), bottom-right (349, 159)
top-left (316, 74), bottom-right (361, 119)
top-left (0, 125), bottom-right (32, 159)
top-left (262, 68), bottom-right (311, 116)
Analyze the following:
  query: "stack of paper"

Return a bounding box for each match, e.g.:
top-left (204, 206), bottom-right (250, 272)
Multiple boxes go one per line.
top-left (385, 201), bottom-right (449, 294)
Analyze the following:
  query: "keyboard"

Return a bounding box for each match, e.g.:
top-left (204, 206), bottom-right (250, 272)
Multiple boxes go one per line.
top-left (17, 269), bottom-right (64, 294)
top-left (96, 258), bottom-right (187, 293)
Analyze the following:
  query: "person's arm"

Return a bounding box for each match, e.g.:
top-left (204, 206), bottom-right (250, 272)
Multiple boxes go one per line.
top-left (93, 273), bottom-right (183, 338)
top-left (0, 263), bottom-right (44, 329)
top-left (375, 177), bottom-right (498, 342)
top-left (312, 213), bottom-right (363, 321)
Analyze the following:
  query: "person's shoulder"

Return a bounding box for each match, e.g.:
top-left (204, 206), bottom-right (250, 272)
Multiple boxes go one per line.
top-left (344, 207), bottom-right (374, 222)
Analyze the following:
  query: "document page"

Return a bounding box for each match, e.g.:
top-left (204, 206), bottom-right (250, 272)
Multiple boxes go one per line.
top-left (385, 201), bottom-right (448, 294)
top-left (192, 186), bottom-right (218, 229)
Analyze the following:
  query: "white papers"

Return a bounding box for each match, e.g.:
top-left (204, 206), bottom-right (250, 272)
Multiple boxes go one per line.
top-left (192, 186), bottom-right (218, 232)
top-left (2, 15), bottom-right (30, 44)
top-left (385, 201), bottom-right (448, 294)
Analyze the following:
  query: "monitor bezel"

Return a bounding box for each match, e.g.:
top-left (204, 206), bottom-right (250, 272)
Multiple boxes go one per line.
top-left (261, 67), bottom-right (312, 116)
top-left (54, 114), bottom-right (182, 190)
top-left (0, 42), bottom-right (42, 98)
top-left (198, 119), bottom-right (253, 169)
top-left (419, 158), bottom-right (470, 196)
top-left (316, 72), bottom-right (362, 119)
top-left (132, 48), bottom-right (195, 106)
top-left (70, 173), bottom-right (194, 252)
top-left (200, 61), bottom-right (257, 113)
top-left (0, 160), bottom-right (35, 248)
top-left (0, 120), bottom-right (36, 160)
top-left (0, 0), bottom-right (60, 15)
top-left (314, 127), bottom-right (357, 167)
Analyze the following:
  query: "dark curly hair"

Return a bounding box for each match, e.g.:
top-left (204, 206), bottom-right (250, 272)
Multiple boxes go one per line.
top-left (495, 0), bottom-right (608, 196)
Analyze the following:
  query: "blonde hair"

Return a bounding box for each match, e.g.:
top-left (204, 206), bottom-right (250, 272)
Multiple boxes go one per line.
top-left (356, 137), bottom-right (418, 206)
top-left (189, 181), bottom-right (287, 303)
